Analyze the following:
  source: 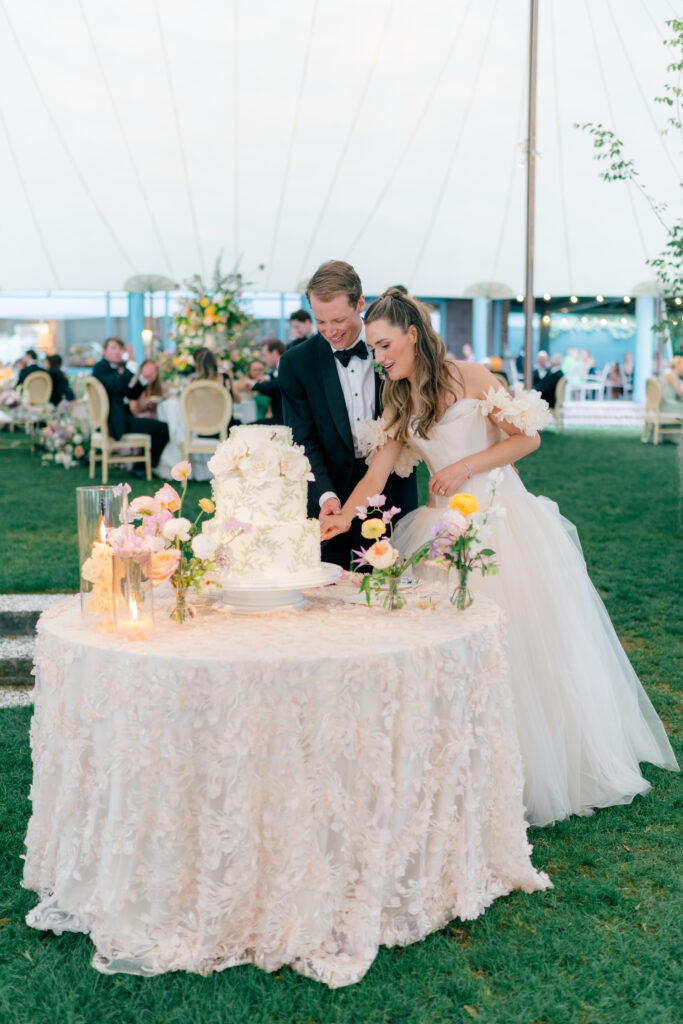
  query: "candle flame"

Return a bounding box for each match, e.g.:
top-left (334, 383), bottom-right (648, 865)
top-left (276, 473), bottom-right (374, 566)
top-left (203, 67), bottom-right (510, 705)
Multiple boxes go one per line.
top-left (129, 596), bottom-right (139, 622)
top-left (98, 515), bottom-right (107, 542)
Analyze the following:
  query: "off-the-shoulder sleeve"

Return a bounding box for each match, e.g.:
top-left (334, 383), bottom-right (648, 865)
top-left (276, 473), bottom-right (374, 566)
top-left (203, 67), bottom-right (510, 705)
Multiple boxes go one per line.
top-left (357, 417), bottom-right (421, 478)
top-left (479, 385), bottom-right (551, 435)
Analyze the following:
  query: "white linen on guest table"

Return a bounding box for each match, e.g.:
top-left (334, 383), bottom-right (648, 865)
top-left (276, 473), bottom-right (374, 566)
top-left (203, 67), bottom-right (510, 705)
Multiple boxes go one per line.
top-left (155, 397), bottom-right (211, 481)
top-left (23, 590), bottom-right (550, 987)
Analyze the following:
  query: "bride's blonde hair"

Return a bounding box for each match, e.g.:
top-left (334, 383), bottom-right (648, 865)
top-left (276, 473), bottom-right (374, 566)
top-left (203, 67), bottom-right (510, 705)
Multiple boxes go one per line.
top-left (364, 288), bottom-right (459, 440)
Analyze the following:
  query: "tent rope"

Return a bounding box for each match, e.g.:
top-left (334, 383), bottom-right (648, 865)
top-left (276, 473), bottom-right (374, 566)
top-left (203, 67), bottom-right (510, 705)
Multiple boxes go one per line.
top-left (583, 0), bottom-right (649, 262)
top-left (265, 0), bottom-right (321, 289)
top-left (77, 0), bottom-right (176, 279)
top-left (409, 0), bottom-right (499, 287)
top-left (153, 0), bottom-right (206, 278)
top-left (295, 0), bottom-right (396, 285)
top-left (0, 101), bottom-right (62, 287)
top-left (0, 0), bottom-right (138, 275)
top-left (343, 0), bottom-right (475, 260)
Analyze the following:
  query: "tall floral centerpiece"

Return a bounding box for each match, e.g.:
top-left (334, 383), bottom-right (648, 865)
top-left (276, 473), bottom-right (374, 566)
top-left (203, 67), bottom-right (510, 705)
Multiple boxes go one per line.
top-left (38, 402), bottom-right (89, 469)
top-left (427, 470), bottom-right (504, 609)
top-left (107, 462), bottom-right (249, 622)
top-left (352, 495), bottom-right (433, 610)
top-left (169, 259), bottom-right (258, 379)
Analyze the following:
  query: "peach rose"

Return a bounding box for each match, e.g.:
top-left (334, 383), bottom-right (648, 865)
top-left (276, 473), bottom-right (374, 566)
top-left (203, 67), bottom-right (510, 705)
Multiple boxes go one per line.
top-left (148, 547), bottom-right (181, 584)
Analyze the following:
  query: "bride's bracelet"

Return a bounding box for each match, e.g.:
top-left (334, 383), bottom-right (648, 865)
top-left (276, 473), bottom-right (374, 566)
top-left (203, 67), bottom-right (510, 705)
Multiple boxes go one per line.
top-left (463, 459), bottom-right (473, 479)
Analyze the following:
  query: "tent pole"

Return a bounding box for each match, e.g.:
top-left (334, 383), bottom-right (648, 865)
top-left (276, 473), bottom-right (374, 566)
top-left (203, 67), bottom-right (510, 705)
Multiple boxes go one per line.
top-left (523, 0), bottom-right (539, 390)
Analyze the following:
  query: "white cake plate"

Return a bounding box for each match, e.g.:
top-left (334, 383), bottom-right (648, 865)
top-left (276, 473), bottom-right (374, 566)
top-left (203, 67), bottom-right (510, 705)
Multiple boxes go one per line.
top-left (218, 562), bottom-right (341, 613)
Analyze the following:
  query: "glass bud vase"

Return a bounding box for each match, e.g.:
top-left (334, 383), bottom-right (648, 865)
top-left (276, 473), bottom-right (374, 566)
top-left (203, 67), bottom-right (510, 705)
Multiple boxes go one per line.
top-left (450, 566), bottom-right (473, 611)
top-left (170, 579), bottom-right (195, 623)
top-left (76, 485), bottom-right (123, 628)
top-left (113, 553), bottom-right (154, 639)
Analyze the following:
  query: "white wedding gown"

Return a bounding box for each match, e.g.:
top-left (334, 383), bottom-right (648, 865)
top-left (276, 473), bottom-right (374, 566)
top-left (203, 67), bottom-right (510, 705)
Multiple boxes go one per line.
top-left (392, 397), bottom-right (679, 827)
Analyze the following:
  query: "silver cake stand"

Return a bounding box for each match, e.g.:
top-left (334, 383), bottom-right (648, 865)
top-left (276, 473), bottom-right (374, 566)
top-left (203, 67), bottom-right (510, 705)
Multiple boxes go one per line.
top-left (218, 562), bottom-right (341, 613)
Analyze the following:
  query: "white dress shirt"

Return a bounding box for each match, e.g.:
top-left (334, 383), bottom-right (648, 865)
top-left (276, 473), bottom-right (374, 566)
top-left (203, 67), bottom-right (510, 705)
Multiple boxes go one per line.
top-left (319, 327), bottom-right (376, 508)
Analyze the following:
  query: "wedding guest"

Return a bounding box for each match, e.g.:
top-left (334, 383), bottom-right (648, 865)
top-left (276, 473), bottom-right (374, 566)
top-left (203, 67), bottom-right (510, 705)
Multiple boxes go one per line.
top-left (621, 351), bottom-right (634, 393)
top-left (534, 350), bottom-right (550, 379)
top-left (92, 337), bottom-right (169, 471)
top-left (534, 353), bottom-right (564, 408)
top-left (659, 355), bottom-right (683, 418)
top-left (46, 354), bottom-right (75, 405)
top-left (288, 309), bottom-right (315, 348)
top-left (17, 349), bottom-right (41, 386)
top-left (515, 347), bottom-right (525, 375)
top-left (242, 339), bottom-right (284, 421)
top-left (128, 359), bottom-right (164, 418)
top-left (462, 343), bottom-right (476, 363)
top-left (278, 259), bottom-right (417, 569)
top-left (192, 347), bottom-right (230, 387)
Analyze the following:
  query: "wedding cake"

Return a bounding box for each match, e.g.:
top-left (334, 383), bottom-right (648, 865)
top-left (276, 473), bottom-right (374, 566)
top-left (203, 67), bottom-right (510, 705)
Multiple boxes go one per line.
top-left (205, 424), bottom-right (322, 583)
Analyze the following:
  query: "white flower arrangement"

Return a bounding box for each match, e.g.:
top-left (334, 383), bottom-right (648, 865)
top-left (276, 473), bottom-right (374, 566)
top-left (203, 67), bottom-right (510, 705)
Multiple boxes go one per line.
top-left (356, 417), bottom-right (421, 478)
top-left (208, 437), bottom-right (314, 482)
top-left (479, 385), bottom-right (551, 435)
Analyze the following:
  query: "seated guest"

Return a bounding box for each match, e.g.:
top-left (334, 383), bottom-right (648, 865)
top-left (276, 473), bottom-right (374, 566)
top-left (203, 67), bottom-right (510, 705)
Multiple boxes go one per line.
top-left (288, 309), bottom-right (315, 348)
top-left (188, 346), bottom-right (238, 433)
top-left (533, 350), bottom-right (550, 381)
top-left (535, 353), bottom-right (564, 408)
top-left (92, 337), bottom-right (169, 470)
top-left (128, 359), bottom-right (165, 417)
top-left (659, 355), bottom-right (683, 418)
top-left (233, 358), bottom-right (269, 422)
top-left (461, 343), bottom-right (476, 363)
top-left (46, 355), bottom-right (75, 405)
top-left (621, 351), bottom-right (634, 392)
top-left (242, 339), bottom-right (284, 422)
top-left (17, 349), bottom-right (42, 386)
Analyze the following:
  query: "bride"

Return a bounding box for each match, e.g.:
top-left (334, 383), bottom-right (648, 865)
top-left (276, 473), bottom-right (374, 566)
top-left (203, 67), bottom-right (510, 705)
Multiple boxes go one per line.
top-left (321, 288), bottom-right (678, 827)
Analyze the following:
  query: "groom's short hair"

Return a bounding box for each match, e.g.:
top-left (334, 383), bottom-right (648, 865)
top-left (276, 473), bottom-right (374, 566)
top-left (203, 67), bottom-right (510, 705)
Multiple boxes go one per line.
top-left (306, 260), bottom-right (362, 307)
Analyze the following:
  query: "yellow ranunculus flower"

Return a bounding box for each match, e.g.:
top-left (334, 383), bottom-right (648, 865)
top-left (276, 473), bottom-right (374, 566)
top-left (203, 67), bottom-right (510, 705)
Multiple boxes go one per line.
top-left (199, 498), bottom-right (215, 514)
top-left (448, 493), bottom-right (479, 516)
top-left (361, 517), bottom-right (386, 540)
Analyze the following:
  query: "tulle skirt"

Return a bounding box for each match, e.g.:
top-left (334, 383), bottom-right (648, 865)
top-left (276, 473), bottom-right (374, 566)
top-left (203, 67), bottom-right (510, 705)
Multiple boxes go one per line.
top-left (394, 489), bottom-right (679, 827)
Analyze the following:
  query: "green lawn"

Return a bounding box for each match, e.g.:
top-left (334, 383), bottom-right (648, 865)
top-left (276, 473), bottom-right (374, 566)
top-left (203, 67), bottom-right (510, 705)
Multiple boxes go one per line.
top-left (0, 429), bottom-right (681, 1024)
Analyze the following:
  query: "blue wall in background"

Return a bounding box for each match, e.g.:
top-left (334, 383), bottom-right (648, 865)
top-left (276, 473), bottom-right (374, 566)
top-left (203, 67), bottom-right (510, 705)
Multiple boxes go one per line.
top-left (507, 312), bottom-right (636, 368)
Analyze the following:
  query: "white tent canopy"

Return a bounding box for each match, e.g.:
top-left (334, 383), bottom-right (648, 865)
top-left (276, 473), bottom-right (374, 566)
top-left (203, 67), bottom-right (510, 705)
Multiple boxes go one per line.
top-left (0, 0), bottom-right (680, 297)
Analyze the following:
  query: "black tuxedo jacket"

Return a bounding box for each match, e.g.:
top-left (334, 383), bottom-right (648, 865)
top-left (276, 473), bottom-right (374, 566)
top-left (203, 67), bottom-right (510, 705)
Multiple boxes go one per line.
top-left (278, 334), bottom-right (417, 518)
top-left (251, 372), bottom-right (282, 422)
top-left (92, 360), bottom-right (144, 440)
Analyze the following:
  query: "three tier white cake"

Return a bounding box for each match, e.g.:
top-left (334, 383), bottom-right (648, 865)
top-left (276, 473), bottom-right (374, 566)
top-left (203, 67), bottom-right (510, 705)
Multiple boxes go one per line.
top-left (205, 424), bottom-right (321, 583)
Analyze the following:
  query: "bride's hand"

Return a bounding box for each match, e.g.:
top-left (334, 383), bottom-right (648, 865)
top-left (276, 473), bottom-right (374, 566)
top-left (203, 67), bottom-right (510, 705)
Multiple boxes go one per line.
top-left (429, 460), bottom-right (472, 498)
top-left (320, 514), bottom-right (353, 541)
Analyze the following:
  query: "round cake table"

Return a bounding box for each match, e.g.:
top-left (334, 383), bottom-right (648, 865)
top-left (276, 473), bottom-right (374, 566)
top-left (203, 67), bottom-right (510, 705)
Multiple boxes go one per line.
top-left (23, 588), bottom-right (550, 987)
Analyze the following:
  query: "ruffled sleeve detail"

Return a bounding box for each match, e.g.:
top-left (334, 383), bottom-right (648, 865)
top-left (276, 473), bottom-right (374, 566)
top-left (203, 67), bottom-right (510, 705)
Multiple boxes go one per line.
top-left (357, 417), bottom-right (421, 478)
top-left (479, 385), bottom-right (551, 436)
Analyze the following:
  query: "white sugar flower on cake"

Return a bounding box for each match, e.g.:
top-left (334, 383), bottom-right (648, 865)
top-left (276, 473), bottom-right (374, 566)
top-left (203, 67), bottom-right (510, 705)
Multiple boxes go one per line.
top-left (479, 385), bottom-right (551, 435)
top-left (279, 445), bottom-right (314, 481)
top-left (239, 444), bottom-right (282, 483)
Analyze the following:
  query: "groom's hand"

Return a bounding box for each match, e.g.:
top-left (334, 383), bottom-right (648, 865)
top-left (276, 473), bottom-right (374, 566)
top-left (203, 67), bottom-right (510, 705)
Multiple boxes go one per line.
top-left (319, 497), bottom-right (342, 519)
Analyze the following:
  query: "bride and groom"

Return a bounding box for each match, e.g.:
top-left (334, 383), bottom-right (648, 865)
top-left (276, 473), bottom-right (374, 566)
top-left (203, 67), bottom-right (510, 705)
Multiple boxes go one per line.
top-left (278, 259), bottom-right (678, 829)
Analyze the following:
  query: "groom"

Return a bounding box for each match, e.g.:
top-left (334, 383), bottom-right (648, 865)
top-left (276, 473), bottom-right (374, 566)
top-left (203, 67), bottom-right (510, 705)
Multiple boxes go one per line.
top-left (279, 260), bottom-right (417, 569)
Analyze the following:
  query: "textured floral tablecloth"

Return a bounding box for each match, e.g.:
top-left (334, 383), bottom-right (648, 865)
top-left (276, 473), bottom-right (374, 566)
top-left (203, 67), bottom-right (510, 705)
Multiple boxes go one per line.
top-left (23, 588), bottom-right (550, 987)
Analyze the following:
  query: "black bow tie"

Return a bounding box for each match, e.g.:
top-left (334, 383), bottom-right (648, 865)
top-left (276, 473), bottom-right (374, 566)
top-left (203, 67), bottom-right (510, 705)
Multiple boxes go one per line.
top-left (334, 340), bottom-right (368, 368)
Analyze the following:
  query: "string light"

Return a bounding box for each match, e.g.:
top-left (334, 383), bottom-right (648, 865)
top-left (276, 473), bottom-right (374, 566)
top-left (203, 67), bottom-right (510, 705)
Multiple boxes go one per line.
top-left (543, 293), bottom-right (551, 301)
top-left (516, 294), bottom-right (524, 302)
top-left (596, 295), bottom-right (604, 303)
top-left (581, 316), bottom-right (588, 323)
top-left (600, 318), bottom-right (607, 326)
top-left (675, 297), bottom-right (682, 305)
top-left (542, 314), bottom-right (551, 324)
top-left (570, 295), bottom-right (578, 303)
top-left (621, 317), bottom-right (628, 325)
top-left (623, 295), bottom-right (631, 303)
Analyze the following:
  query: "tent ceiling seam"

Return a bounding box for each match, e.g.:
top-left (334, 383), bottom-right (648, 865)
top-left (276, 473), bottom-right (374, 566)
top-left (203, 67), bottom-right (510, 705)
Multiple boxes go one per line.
top-left (265, 0), bottom-right (320, 290)
top-left (343, 0), bottom-right (476, 259)
top-left (153, 0), bottom-right (205, 279)
top-left (549, 0), bottom-right (574, 292)
top-left (409, 0), bottom-right (500, 287)
top-left (0, 0), bottom-right (138, 275)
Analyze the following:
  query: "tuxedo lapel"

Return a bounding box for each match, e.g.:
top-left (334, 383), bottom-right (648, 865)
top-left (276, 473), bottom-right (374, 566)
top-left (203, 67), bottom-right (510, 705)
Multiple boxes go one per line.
top-left (317, 337), bottom-right (354, 454)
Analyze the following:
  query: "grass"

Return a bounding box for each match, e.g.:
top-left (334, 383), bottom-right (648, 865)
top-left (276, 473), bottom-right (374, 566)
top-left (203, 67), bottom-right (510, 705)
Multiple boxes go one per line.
top-left (0, 429), bottom-right (681, 1023)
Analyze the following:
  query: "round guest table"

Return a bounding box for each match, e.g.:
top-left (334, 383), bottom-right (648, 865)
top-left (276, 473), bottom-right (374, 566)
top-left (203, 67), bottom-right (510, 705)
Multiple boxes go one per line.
top-left (23, 588), bottom-right (550, 987)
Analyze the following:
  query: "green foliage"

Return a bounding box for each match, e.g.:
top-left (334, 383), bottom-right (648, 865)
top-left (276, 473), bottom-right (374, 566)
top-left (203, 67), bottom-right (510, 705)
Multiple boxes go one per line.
top-left (576, 19), bottom-right (683, 346)
top-left (0, 429), bottom-right (681, 1022)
